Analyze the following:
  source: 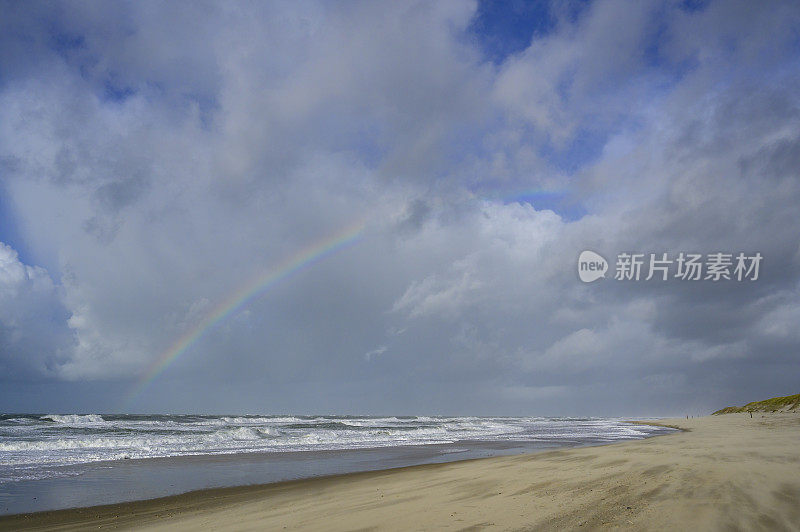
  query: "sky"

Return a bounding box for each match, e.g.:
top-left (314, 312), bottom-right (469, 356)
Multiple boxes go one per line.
top-left (0, 0), bottom-right (799, 416)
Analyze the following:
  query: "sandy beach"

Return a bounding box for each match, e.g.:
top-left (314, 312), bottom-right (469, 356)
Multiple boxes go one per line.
top-left (2, 413), bottom-right (798, 531)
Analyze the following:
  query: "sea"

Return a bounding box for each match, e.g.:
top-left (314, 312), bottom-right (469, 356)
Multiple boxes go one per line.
top-left (0, 413), bottom-right (675, 515)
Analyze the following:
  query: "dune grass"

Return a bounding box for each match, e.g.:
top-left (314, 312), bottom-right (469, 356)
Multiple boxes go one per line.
top-left (712, 393), bottom-right (800, 415)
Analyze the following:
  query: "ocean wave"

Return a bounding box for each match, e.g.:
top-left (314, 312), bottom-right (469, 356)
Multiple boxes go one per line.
top-left (0, 415), bottom-right (674, 483)
top-left (213, 426), bottom-right (279, 440)
top-left (1, 417), bottom-right (38, 424)
top-left (40, 414), bottom-right (106, 425)
top-left (221, 416), bottom-right (303, 425)
top-left (0, 426), bottom-right (281, 454)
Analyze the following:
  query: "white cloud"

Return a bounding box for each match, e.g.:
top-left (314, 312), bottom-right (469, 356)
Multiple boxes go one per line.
top-left (364, 345), bottom-right (387, 361)
top-left (0, 0), bottom-right (799, 414)
top-left (0, 242), bottom-right (72, 376)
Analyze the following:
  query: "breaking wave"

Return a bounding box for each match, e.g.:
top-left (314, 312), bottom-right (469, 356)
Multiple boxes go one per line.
top-left (40, 414), bottom-right (106, 425)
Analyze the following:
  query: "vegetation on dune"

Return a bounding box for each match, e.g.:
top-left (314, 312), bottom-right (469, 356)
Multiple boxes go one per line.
top-left (712, 393), bottom-right (800, 415)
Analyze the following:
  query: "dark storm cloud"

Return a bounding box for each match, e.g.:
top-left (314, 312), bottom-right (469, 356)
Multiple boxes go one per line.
top-left (0, 0), bottom-right (798, 416)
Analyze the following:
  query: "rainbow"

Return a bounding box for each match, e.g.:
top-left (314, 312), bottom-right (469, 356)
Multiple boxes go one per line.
top-left (124, 222), bottom-right (365, 404)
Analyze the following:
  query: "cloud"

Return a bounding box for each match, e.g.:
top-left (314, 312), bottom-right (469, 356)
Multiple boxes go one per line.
top-left (0, 242), bottom-right (72, 377)
top-left (0, 0), bottom-right (799, 415)
top-left (364, 346), bottom-right (388, 362)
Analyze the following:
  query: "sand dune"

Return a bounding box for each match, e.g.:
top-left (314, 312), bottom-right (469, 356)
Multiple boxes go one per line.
top-left (3, 413), bottom-right (799, 531)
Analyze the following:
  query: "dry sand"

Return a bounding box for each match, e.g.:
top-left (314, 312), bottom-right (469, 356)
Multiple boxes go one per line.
top-left (2, 413), bottom-right (799, 531)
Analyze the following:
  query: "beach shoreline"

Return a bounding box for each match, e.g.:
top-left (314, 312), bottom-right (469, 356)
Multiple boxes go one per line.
top-left (0, 416), bottom-right (669, 516)
top-left (2, 413), bottom-right (798, 531)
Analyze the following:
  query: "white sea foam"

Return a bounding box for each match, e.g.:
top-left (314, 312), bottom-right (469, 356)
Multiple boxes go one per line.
top-left (221, 416), bottom-right (303, 425)
top-left (39, 414), bottom-right (106, 424)
top-left (215, 427), bottom-right (279, 440)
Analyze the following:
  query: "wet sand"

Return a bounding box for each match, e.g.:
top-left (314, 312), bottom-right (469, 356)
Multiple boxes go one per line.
top-left (2, 413), bottom-right (799, 531)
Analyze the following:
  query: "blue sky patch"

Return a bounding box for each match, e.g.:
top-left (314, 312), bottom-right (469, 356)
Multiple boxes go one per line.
top-left (468, 0), bottom-right (555, 64)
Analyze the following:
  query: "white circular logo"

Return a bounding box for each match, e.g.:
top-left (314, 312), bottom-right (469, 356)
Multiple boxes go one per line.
top-left (578, 250), bottom-right (608, 282)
